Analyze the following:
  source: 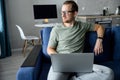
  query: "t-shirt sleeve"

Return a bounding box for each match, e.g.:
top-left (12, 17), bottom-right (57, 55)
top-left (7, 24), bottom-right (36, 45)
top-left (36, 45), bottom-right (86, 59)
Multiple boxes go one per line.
top-left (82, 22), bottom-right (94, 31)
top-left (48, 28), bottom-right (58, 48)
top-left (90, 23), bottom-right (94, 31)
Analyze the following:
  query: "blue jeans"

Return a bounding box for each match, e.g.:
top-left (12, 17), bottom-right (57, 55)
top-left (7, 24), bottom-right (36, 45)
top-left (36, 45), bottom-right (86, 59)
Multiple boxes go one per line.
top-left (47, 64), bottom-right (114, 80)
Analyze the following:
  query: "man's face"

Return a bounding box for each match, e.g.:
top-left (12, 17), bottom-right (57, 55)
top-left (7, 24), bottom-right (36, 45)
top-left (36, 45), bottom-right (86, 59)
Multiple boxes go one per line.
top-left (61, 4), bottom-right (76, 23)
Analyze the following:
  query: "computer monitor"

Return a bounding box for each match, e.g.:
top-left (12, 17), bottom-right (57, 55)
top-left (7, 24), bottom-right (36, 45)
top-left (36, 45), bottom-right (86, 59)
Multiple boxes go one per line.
top-left (33, 4), bottom-right (57, 19)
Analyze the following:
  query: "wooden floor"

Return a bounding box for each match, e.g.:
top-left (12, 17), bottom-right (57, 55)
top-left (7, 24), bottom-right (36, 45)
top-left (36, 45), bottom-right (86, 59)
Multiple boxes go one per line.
top-left (0, 49), bottom-right (31, 80)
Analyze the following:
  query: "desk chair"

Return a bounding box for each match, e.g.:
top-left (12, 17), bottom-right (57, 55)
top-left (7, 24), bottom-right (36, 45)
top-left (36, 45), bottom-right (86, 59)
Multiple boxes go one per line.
top-left (16, 25), bottom-right (40, 57)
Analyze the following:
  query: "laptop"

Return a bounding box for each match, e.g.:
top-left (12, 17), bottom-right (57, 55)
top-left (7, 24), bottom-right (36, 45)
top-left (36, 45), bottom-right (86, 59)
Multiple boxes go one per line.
top-left (50, 53), bottom-right (94, 72)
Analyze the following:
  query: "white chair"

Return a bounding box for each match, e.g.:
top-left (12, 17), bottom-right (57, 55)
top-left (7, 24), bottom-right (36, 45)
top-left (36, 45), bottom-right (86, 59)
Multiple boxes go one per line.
top-left (16, 25), bottom-right (40, 56)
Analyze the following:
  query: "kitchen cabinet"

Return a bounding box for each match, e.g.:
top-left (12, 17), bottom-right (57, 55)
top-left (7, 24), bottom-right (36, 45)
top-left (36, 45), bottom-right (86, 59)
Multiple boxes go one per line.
top-left (77, 15), bottom-right (120, 27)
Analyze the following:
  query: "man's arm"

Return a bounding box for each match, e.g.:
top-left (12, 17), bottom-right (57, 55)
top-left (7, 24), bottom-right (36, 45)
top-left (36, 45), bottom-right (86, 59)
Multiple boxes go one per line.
top-left (93, 24), bottom-right (105, 55)
top-left (47, 46), bottom-right (57, 55)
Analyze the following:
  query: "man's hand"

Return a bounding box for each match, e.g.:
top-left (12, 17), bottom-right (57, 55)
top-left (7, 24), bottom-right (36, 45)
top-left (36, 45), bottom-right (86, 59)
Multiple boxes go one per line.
top-left (47, 47), bottom-right (57, 55)
top-left (94, 39), bottom-right (103, 55)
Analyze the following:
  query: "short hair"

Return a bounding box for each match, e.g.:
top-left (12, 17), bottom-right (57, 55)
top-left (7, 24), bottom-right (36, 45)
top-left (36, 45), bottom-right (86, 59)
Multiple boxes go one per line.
top-left (63, 0), bottom-right (78, 12)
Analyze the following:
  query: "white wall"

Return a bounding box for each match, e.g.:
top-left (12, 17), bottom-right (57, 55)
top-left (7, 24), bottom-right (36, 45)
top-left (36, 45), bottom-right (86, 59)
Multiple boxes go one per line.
top-left (5, 0), bottom-right (39, 51)
top-left (5, 0), bottom-right (120, 51)
top-left (34, 0), bottom-right (120, 15)
top-left (77, 0), bottom-right (120, 15)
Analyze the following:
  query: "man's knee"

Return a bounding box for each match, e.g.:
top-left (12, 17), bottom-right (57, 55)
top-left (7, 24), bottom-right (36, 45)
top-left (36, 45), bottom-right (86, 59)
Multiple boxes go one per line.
top-left (93, 64), bottom-right (114, 80)
top-left (47, 67), bottom-right (70, 80)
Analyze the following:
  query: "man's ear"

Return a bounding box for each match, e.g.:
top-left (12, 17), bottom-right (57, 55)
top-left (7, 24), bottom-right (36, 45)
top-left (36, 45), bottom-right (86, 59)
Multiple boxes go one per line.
top-left (74, 11), bottom-right (78, 17)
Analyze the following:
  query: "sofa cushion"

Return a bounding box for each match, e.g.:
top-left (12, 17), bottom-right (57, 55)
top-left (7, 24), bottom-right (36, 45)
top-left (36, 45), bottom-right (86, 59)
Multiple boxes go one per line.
top-left (112, 26), bottom-right (120, 61)
top-left (39, 62), bottom-right (51, 80)
top-left (40, 27), bottom-right (52, 60)
top-left (99, 61), bottom-right (120, 80)
top-left (84, 28), bottom-right (113, 63)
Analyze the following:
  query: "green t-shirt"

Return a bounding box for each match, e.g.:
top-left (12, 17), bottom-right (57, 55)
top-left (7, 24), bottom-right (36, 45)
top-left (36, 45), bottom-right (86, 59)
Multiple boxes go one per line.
top-left (48, 21), bottom-right (94, 54)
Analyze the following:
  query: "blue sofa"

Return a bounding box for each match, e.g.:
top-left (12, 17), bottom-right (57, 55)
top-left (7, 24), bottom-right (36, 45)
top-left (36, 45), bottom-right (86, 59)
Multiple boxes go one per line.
top-left (16, 26), bottom-right (120, 80)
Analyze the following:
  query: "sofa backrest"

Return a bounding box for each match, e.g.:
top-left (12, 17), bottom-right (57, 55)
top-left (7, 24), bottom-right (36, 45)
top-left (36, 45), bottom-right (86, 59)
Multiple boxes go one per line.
top-left (40, 27), bottom-right (114, 63)
top-left (40, 27), bottom-right (52, 61)
top-left (112, 26), bottom-right (120, 61)
top-left (84, 27), bottom-right (113, 63)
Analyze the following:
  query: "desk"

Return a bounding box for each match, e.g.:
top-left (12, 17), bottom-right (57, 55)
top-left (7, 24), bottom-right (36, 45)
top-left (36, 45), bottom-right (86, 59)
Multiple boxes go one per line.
top-left (34, 23), bottom-right (61, 27)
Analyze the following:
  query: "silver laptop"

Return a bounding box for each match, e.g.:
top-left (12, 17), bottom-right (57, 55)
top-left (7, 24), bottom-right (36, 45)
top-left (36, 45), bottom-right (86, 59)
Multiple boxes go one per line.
top-left (50, 53), bottom-right (94, 72)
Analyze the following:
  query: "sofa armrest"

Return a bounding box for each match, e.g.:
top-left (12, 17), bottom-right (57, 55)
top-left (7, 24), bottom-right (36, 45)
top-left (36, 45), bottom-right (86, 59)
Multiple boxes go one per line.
top-left (16, 45), bottom-right (43, 80)
top-left (21, 45), bottom-right (41, 67)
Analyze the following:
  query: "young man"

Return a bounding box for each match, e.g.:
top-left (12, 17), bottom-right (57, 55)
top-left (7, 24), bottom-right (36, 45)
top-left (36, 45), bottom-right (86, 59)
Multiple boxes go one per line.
top-left (47, 0), bottom-right (113, 80)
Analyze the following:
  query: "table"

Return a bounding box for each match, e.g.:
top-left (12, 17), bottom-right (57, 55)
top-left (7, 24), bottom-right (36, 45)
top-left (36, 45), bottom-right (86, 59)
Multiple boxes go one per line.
top-left (34, 23), bottom-right (61, 27)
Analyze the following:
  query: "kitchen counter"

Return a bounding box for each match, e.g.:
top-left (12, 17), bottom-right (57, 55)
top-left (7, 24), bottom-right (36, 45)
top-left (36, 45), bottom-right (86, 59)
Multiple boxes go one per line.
top-left (77, 15), bottom-right (120, 19)
top-left (77, 15), bottom-right (120, 27)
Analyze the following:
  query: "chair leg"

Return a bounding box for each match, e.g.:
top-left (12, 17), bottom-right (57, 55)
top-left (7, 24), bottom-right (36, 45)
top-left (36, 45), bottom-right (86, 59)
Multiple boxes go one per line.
top-left (22, 40), bottom-right (28, 57)
top-left (32, 40), bottom-right (35, 45)
top-left (38, 38), bottom-right (41, 44)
